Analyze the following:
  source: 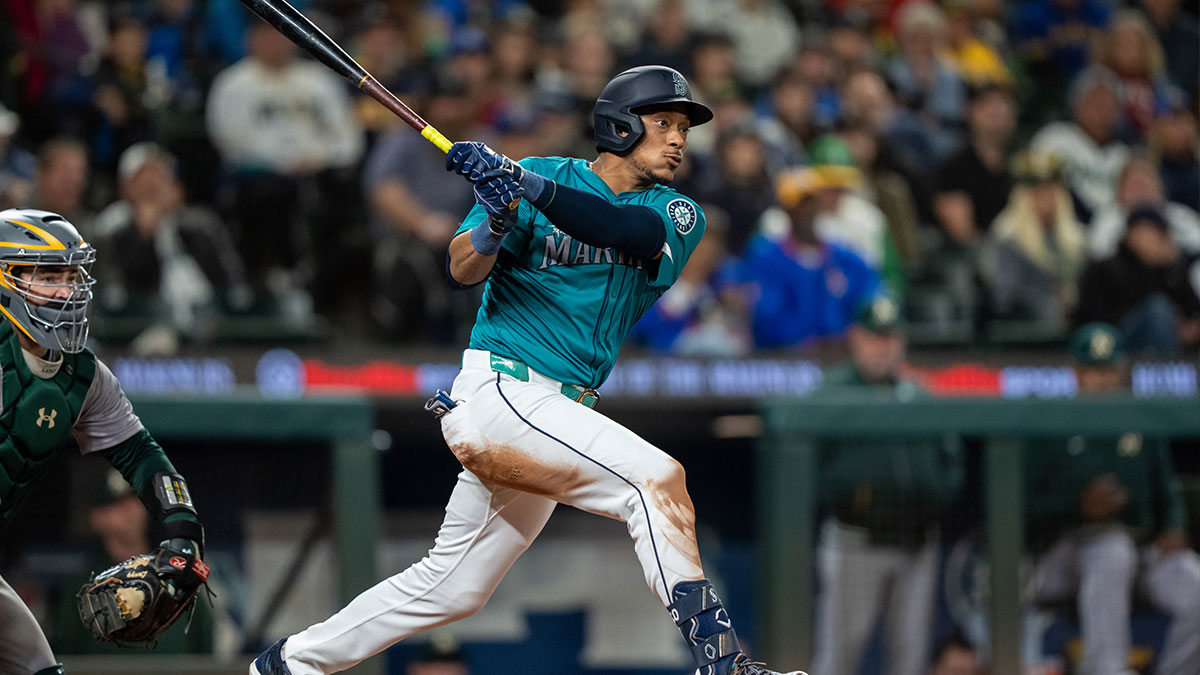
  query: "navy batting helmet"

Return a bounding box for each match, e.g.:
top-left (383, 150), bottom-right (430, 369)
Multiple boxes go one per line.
top-left (593, 66), bottom-right (713, 154)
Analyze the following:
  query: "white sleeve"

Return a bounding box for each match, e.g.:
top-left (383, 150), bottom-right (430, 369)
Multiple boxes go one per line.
top-left (73, 359), bottom-right (144, 455)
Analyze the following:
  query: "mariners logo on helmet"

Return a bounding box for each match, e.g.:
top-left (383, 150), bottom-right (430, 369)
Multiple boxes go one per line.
top-left (672, 72), bottom-right (687, 97)
top-left (667, 199), bottom-right (697, 234)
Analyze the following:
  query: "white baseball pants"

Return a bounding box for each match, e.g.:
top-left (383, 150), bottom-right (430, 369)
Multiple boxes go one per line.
top-left (1032, 527), bottom-right (1200, 675)
top-left (278, 350), bottom-right (705, 673)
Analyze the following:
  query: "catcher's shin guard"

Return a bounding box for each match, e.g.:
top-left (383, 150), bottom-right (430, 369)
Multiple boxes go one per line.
top-left (669, 579), bottom-right (741, 675)
top-left (250, 637), bottom-right (292, 675)
top-left (32, 667), bottom-right (66, 675)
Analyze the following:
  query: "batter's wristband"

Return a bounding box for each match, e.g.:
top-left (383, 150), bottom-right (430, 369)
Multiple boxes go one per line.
top-left (470, 223), bottom-right (506, 256)
top-left (519, 170), bottom-right (551, 208)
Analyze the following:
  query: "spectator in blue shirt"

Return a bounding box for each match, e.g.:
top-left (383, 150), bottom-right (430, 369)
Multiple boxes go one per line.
top-left (1014, 0), bottom-right (1111, 122)
top-left (738, 167), bottom-right (880, 349)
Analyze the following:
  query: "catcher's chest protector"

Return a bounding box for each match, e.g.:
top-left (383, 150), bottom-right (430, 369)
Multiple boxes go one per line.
top-left (0, 321), bottom-right (96, 529)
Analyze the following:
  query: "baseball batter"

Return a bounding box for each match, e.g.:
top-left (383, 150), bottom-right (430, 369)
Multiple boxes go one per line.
top-left (0, 209), bottom-right (206, 674)
top-left (251, 66), bottom-right (804, 675)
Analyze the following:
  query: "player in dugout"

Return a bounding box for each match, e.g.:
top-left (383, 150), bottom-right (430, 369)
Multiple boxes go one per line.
top-left (251, 67), bottom-right (805, 675)
top-left (0, 208), bottom-right (207, 674)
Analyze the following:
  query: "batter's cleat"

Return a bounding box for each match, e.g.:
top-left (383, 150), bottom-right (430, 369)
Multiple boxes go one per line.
top-left (730, 654), bottom-right (807, 675)
top-left (250, 637), bottom-right (292, 675)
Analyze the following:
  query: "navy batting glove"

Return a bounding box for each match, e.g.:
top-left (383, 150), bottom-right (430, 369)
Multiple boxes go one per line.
top-left (447, 141), bottom-right (516, 181)
top-left (474, 172), bottom-right (524, 218)
top-left (469, 173), bottom-right (522, 256)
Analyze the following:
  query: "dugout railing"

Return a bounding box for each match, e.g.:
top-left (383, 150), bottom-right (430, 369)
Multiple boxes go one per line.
top-left (757, 393), bottom-right (1200, 675)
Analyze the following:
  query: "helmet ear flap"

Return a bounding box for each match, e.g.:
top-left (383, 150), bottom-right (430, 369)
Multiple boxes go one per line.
top-left (594, 110), bottom-right (645, 155)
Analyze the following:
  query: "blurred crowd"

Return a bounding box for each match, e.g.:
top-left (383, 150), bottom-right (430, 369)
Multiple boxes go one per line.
top-left (0, 0), bottom-right (1197, 356)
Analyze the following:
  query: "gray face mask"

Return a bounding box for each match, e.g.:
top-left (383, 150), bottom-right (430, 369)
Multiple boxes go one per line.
top-left (2, 253), bottom-right (96, 353)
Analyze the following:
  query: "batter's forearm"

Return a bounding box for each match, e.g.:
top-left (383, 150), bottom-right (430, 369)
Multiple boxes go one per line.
top-left (447, 231), bottom-right (496, 287)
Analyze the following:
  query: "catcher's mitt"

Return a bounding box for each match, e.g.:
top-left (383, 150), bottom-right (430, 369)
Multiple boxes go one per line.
top-left (76, 543), bottom-right (210, 646)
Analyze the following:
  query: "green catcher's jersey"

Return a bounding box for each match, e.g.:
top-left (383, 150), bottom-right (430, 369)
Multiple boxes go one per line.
top-left (455, 156), bottom-right (706, 388)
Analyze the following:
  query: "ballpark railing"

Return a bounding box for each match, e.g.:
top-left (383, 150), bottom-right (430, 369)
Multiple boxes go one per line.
top-left (757, 393), bottom-right (1200, 675)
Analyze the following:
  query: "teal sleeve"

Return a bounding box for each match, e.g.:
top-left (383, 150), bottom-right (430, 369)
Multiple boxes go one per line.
top-left (100, 429), bottom-right (198, 527)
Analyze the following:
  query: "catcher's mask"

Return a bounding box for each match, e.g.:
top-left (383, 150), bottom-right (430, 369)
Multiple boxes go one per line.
top-left (0, 208), bottom-right (96, 353)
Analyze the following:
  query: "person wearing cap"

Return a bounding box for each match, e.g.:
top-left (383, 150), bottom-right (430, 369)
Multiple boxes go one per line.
top-left (980, 149), bottom-right (1086, 328)
top-left (1074, 204), bottom-right (1200, 356)
top-left (45, 469), bottom-right (215, 655)
top-left (1023, 322), bottom-right (1199, 675)
top-left (738, 166), bottom-right (880, 349)
top-left (808, 135), bottom-right (903, 290)
top-left (810, 293), bottom-right (964, 675)
top-left (89, 142), bottom-right (249, 352)
top-left (1030, 66), bottom-right (1131, 221)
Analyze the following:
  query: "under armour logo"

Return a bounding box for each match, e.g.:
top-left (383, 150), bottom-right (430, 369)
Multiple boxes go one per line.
top-left (36, 408), bottom-right (56, 428)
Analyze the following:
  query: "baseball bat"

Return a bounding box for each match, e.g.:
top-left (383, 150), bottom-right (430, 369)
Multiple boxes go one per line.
top-left (237, 0), bottom-right (452, 154)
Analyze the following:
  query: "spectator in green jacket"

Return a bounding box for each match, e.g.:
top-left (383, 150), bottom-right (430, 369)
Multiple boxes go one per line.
top-left (812, 294), bottom-right (965, 675)
top-left (1024, 322), bottom-right (1199, 675)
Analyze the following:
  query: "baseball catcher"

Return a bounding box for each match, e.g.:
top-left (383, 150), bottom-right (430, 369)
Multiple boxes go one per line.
top-left (0, 208), bottom-right (207, 673)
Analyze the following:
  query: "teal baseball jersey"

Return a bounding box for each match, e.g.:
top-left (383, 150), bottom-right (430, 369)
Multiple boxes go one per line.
top-left (454, 156), bottom-right (706, 388)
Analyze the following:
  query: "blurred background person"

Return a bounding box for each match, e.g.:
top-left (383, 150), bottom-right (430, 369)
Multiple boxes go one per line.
top-left (206, 17), bottom-right (364, 321)
top-left (691, 0), bottom-right (799, 90)
top-left (4, 0), bottom-right (92, 144)
top-left (1030, 67), bottom-right (1129, 222)
top-left (980, 150), bottom-right (1085, 331)
top-left (839, 120), bottom-right (923, 279)
top-left (630, 210), bottom-right (749, 357)
top-left (1138, 0), bottom-right (1199, 104)
top-left (739, 167), bottom-right (879, 350)
top-left (1150, 88), bottom-right (1199, 212)
top-left (363, 71), bottom-right (480, 343)
top-left (0, 103), bottom-right (35, 209)
top-left (809, 134), bottom-right (903, 291)
top-left (1013, 0), bottom-right (1111, 124)
top-left (1095, 9), bottom-right (1172, 141)
top-left (885, 2), bottom-right (966, 170)
top-left (933, 80), bottom-right (1015, 249)
top-left (91, 142), bottom-right (249, 354)
top-left (1074, 205), bottom-right (1200, 357)
top-left (1024, 322), bottom-right (1200, 675)
top-left (1088, 155), bottom-right (1200, 261)
top-left (689, 122), bottom-right (774, 256)
top-left (811, 293), bottom-right (964, 675)
top-left (30, 136), bottom-right (91, 231)
top-left (88, 7), bottom-right (155, 196)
